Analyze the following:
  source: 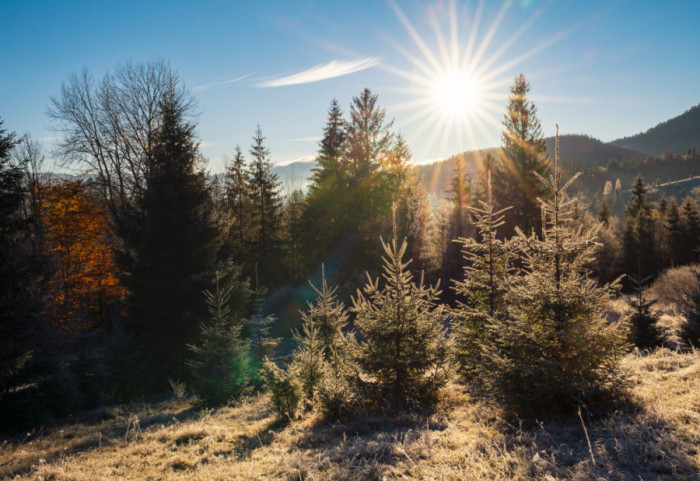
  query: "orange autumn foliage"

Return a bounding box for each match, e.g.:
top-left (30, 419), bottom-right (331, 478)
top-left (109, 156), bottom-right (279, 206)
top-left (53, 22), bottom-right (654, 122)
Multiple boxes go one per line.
top-left (40, 181), bottom-right (125, 331)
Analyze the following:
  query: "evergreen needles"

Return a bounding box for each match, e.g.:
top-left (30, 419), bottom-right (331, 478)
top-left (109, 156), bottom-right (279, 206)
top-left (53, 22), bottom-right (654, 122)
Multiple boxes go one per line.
top-left (187, 276), bottom-right (250, 405)
top-left (470, 128), bottom-right (630, 414)
top-left (352, 238), bottom-right (452, 409)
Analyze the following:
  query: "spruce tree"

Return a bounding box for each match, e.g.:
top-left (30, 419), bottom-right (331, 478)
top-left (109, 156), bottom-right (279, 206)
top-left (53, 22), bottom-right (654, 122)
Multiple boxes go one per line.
top-left (298, 266), bottom-right (349, 360)
top-left (125, 87), bottom-right (219, 389)
top-left (496, 74), bottom-right (550, 236)
top-left (597, 196), bottom-right (611, 226)
top-left (352, 238), bottom-right (452, 409)
top-left (281, 188), bottom-right (306, 284)
top-left (452, 172), bottom-right (512, 377)
top-left (680, 197), bottom-right (700, 265)
top-left (343, 89), bottom-right (398, 269)
top-left (309, 98), bottom-right (346, 192)
top-left (627, 269), bottom-right (662, 350)
top-left (187, 275), bottom-right (250, 404)
top-left (442, 157), bottom-right (474, 299)
top-left (481, 129), bottom-right (629, 414)
top-left (268, 268), bottom-right (355, 418)
top-left (247, 277), bottom-right (280, 381)
top-left (223, 145), bottom-right (252, 265)
top-left (0, 120), bottom-right (41, 394)
top-left (664, 198), bottom-right (682, 266)
top-left (623, 175), bottom-right (656, 279)
top-left (247, 126), bottom-right (282, 286)
top-left (303, 99), bottom-right (348, 266)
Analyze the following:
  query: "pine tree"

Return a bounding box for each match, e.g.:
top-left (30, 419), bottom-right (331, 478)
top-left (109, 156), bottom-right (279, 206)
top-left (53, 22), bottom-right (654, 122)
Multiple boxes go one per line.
top-left (303, 99), bottom-right (349, 266)
top-left (664, 198), bottom-right (682, 266)
top-left (344, 88), bottom-right (394, 181)
top-left (352, 238), bottom-right (452, 409)
top-left (247, 126), bottom-right (282, 286)
top-left (223, 145), bottom-right (252, 265)
top-left (281, 188), bottom-right (306, 284)
top-left (627, 269), bottom-right (662, 350)
top-left (309, 98), bottom-right (346, 193)
top-left (442, 156), bottom-right (474, 299)
top-left (247, 274), bottom-right (280, 381)
top-left (343, 89), bottom-right (398, 261)
top-left (452, 172), bottom-right (512, 376)
top-left (597, 196), bottom-right (611, 226)
top-left (187, 275), bottom-right (250, 404)
top-left (480, 128), bottom-right (629, 414)
top-left (680, 197), bottom-right (700, 265)
top-left (623, 175), bottom-right (656, 279)
top-left (298, 266), bottom-right (350, 360)
top-left (0, 120), bottom-right (41, 395)
top-left (269, 268), bottom-right (355, 418)
top-left (496, 74), bottom-right (550, 236)
top-left (125, 87), bottom-right (219, 389)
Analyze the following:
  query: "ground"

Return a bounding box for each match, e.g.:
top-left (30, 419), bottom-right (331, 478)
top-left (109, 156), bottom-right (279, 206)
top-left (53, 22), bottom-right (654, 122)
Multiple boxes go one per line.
top-left (1, 348), bottom-right (699, 480)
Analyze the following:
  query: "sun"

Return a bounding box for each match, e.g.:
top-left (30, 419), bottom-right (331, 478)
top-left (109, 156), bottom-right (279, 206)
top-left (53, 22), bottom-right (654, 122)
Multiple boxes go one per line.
top-left (431, 70), bottom-right (483, 121)
top-left (383, 0), bottom-right (563, 162)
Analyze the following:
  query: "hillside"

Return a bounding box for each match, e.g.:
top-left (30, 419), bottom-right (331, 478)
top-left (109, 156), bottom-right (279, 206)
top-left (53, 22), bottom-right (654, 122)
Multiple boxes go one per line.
top-left (272, 160), bottom-right (315, 190)
top-left (2, 348), bottom-right (698, 480)
top-left (545, 135), bottom-right (643, 169)
top-left (611, 104), bottom-right (700, 157)
top-left (415, 135), bottom-right (644, 198)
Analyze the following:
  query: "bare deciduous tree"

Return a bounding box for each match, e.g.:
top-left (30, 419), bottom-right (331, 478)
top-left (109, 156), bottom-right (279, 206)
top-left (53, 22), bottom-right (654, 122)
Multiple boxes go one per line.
top-left (47, 59), bottom-right (195, 218)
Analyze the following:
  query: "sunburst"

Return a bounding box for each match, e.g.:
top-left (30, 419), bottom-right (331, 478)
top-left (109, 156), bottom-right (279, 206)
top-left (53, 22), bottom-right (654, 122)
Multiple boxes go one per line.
top-left (384, 0), bottom-right (562, 165)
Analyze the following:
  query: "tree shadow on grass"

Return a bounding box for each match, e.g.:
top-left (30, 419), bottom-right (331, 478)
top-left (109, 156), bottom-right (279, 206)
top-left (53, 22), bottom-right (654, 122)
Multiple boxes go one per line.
top-left (507, 402), bottom-right (700, 480)
top-left (0, 399), bottom-right (200, 479)
top-left (285, 407), bottom-right (449, 480)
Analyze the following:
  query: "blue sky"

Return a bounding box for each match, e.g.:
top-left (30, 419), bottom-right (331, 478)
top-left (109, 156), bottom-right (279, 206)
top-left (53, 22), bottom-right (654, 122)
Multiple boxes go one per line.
top-left (2, 0), bottom-right (699, 170)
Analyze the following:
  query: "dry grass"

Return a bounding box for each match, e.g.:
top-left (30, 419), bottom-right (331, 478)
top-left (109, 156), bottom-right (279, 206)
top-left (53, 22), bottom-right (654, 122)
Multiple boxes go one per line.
top-left (2, 349), bottom-right (699, 480)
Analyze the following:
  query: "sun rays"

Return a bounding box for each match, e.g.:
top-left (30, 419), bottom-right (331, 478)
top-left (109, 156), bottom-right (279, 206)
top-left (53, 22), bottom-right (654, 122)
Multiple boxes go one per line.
top-left (384, 0), bottom-right (556, 164)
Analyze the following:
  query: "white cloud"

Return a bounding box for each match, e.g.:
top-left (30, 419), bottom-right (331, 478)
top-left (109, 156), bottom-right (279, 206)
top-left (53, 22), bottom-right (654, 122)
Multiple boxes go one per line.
top-left (193, 74), bottom-right (251, 92)
top-left (258, 58), bottom-right (379, 88)
top-left (198, 141), bottom-right (219, 148)
top-left (287, 136), bottom-right (323, 142)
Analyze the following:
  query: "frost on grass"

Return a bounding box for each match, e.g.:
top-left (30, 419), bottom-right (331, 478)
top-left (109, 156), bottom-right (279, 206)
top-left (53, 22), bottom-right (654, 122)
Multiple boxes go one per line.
top-left (1, 349), bottom-right (699, 480)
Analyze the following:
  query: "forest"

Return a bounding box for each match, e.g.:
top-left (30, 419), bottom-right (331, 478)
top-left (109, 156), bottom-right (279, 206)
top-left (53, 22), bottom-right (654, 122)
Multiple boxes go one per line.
top-left (2, 60), bottom-right (700, 479)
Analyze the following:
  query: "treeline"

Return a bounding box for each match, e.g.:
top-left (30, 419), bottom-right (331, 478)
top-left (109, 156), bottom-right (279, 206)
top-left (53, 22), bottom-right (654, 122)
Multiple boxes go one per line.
top-left (2, 61), bottom-right (700, 431)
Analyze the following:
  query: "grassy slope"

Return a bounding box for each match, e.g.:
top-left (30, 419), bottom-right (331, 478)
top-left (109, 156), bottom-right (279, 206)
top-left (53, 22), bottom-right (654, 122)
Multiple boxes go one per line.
top-left (2, 349), bottom-right (699, 480)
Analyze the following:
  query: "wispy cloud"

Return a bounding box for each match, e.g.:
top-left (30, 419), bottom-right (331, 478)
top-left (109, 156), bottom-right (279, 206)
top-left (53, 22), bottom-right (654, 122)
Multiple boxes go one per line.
top-left (193, 74), bottom-right (251, 92)
top-left (36, 136), bottom-right (57, 143)
top-left (258, 58), bottom-right (379, 88)
top-left (198, 141), bottom-right (219, 148)
top-left (287, 136), bottom-right (323, 142)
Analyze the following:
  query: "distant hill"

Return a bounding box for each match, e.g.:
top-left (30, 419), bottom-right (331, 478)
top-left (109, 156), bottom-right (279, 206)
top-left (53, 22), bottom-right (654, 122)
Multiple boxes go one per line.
top-left (611, 104), bottom-right (700, 157)
top-left (272, 160), bottom-right (315, 191)
top-left (545, 135), bottom-right (643, 169)
top-left (415, 135), bottom-right (644, 197)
